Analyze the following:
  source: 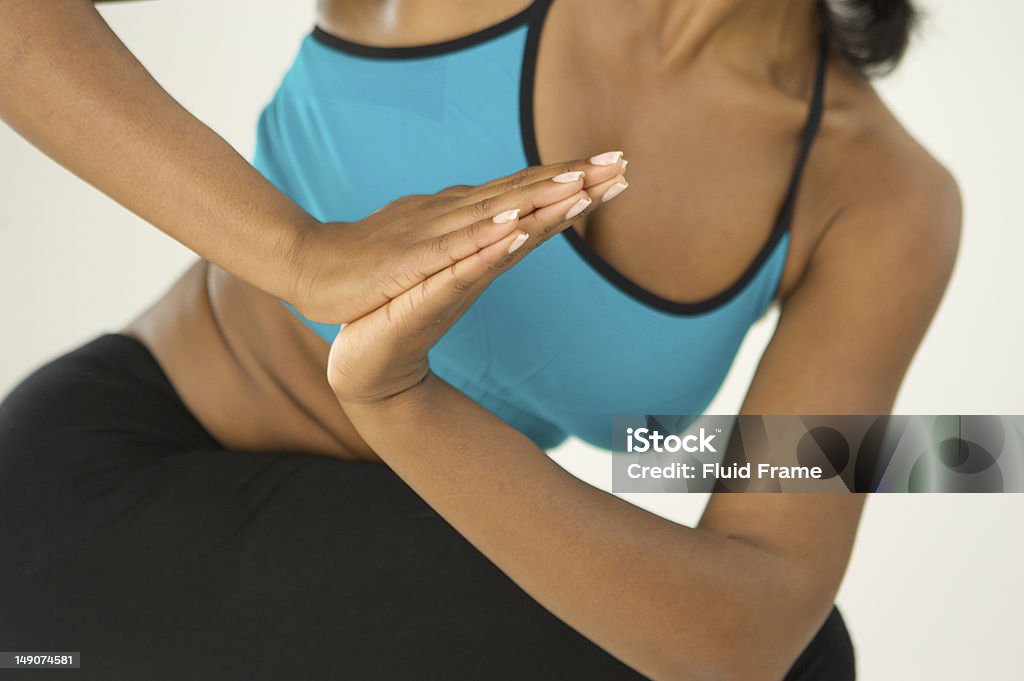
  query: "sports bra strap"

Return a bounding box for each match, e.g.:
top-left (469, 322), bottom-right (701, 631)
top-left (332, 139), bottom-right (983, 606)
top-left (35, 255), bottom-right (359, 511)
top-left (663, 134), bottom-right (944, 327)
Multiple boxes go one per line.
top-left (778, 31), bottom-right (830, 227)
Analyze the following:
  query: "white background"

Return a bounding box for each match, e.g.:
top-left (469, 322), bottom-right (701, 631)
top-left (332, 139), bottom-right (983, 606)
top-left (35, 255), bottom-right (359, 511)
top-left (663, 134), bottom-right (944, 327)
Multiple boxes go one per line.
top-left (1, 1), bottom-right (1022, 678)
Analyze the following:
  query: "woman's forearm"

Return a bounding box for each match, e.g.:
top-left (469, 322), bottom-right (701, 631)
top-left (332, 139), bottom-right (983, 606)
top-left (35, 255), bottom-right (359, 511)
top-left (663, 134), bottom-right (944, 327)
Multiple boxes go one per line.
top-left (342, 375), bottom-right (839, 681)
top-left (0, 0), bottom-right (313, 300)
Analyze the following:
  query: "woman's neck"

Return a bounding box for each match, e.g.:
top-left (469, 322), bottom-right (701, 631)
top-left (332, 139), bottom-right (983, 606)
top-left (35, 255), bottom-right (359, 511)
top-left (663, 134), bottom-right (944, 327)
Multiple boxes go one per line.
top-left (317, 0), bottom-right (824, 98)
top-left (654, 0), bottom-right (823, 96)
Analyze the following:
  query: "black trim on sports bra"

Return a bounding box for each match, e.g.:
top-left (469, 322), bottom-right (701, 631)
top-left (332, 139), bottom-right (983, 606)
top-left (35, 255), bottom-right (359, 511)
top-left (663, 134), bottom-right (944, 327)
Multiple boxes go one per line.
top-left (311, 1), bottom-right (545, 60)
top-left (309, 0), bottom-right (828, 316)
top-left (520, 0), bottom-right (830, 316)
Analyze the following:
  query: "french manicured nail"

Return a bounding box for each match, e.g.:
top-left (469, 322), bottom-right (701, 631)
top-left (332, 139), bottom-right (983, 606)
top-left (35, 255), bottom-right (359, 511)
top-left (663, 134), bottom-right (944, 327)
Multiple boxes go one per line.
top-left (602, 182), bottom-right (629, 202)
top-left (621, 159), bottom-right (629, 171)
top-left (507, 232), bottom-right (529, 254)
top-left (565, 197), bottom-right (592, 220)
top-left (590, 151), bottom-right (623, 166)
top-left (493, 208), bottom-right (520, 224)
top-left (553, 171), bottom-right (584, 183)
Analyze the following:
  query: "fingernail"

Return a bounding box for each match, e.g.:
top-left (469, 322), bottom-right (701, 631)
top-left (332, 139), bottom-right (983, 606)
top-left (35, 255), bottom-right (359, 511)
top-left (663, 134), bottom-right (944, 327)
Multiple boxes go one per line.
top-left (621, 159), bottom-right (629, 171)
top-left (602, 182), bottom-right (629, 202)
top-left (507, 232), bottom-right (529, 254)
top-left (590, 151), bottom-right (623, 166)
top-left (553, 171), bottom-right (584, 183)
top-left (493, 208), bottom-right (520, 224)
top-left (565, 197), bottom-right (592, 220)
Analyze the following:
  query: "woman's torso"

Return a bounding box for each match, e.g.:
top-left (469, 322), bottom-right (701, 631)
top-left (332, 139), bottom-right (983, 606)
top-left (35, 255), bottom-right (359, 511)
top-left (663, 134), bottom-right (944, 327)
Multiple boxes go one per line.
top-left (126, 0), bottom-right (895, 460)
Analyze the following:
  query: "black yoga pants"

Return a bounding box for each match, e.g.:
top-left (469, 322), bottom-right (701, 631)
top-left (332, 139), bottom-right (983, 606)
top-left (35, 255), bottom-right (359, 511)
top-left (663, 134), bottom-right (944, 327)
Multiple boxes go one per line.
top-left (0, 334), bottom-right (855, 680)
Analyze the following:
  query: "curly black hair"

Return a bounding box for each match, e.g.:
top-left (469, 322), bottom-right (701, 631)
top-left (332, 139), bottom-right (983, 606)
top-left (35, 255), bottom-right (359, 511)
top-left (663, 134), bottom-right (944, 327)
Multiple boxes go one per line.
top-left (818, 0), bottom-right (919, 76)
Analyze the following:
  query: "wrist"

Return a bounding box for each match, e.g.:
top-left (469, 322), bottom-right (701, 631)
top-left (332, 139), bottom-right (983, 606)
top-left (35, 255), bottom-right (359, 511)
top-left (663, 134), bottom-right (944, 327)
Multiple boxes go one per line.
top-left (338, 370), bottom-right (444, 415)
top-left (282, 215), bottom-right (330, 317)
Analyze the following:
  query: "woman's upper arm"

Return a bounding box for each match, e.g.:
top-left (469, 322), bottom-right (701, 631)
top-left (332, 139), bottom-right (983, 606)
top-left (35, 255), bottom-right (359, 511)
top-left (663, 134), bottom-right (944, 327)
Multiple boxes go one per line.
top-left (697, 155), bottom-right (961, 612)
top-left (744, 156), bottom-right (961, 416)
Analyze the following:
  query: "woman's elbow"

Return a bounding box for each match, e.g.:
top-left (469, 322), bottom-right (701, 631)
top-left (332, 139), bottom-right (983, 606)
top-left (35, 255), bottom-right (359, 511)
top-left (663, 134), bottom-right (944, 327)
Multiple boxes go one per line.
top-left (651, 576), bottom-right (839, 680)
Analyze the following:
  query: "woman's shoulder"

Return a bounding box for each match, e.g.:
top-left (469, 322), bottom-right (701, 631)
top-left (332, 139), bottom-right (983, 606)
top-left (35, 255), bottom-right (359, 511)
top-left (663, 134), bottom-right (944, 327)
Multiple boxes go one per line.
top-left (805, 66), bottom-right (961, 300)
top-left (821, 66), bottom-right (960, 226)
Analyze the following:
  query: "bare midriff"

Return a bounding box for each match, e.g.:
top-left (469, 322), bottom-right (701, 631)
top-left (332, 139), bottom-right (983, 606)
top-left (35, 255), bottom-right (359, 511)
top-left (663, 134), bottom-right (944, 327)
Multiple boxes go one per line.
top-left (124, 0), bottom-right (866, 460)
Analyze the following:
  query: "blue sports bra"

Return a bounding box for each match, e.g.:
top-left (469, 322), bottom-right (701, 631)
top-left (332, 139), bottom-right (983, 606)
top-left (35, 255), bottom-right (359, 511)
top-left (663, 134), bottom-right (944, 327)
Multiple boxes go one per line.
top-left (252, 0), bottom-right (828, 450)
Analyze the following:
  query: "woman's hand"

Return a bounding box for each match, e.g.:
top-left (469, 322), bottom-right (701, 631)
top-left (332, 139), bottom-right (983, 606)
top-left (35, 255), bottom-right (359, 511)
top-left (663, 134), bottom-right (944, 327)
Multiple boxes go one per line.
top-left (325, 153), bottom-right (630, 405)
top-left (288, 154), bottom-right (627, 326)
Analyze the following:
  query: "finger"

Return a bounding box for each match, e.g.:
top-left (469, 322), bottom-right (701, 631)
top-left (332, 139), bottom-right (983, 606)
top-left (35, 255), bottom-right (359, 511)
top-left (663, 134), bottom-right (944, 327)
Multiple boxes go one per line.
top-left (588, 175), bottom-right (630, 206)
top-left (479, 150), bottom-right (627, 192)
top-left (426, 171), bottom-right (586, 238)
top-left (398, 209), bottom-right (523, 291)
top-left (515, 173), bottom-right (629, 242)
top-left (424, 174), bottom-right (627, 312)
top-left (438, 151), bottom-right (628, 213)
top-left (383, 229), bottom-right (530, 349)
top-left (413, 173), bottom-right (628, 296)
top-left (384, 171), bottom-right (630, 343)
